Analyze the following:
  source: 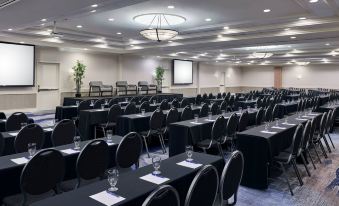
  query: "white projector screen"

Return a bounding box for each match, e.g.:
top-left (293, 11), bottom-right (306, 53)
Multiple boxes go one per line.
top-left (173, 59), bottom-right (193, 85)
top-left (0, 42), bottom-right (35, 87)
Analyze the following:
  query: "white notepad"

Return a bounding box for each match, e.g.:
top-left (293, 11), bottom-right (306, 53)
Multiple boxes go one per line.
top-left (136, 115), bottom-right (145, 117)
top-left (295, 118), bottom-right (308, 121)
top-left (44, 128), bottom-right (53, 132)
top-left (8, 132), bottom-right (18, 136)
top-left (11, 157), bottom-right (29, 165)
top-left (190, 122), bottom-right (203, 125)
top-left (204, 119), bottom-right (215, 122)
top-left (60, 149), bottom-right (80, 155)
top-left (107, 142), bottom-right (116, 146)
top-left (177, 160), bottom-right (202, 169)
top-left (282, 123), bottom-right (296, 126)
top-left (271, 126), bottom-right (287, 130)
top-left (140, 173), bottom-right (169, 185)
top-left (308, 113), bottom-right (318, 116)
top-left (260, 131), bottom-right (277, 134)
top-left (90, 191), bottom-right (125, 206)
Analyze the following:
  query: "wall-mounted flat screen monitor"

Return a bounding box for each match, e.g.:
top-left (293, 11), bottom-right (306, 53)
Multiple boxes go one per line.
top-left (172, 59), bottom-right (193, 85)
top-left (0, 42), bottom-right (35, 87)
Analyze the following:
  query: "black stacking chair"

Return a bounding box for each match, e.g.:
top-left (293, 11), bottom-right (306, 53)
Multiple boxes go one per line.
top-left (180, 98), bottom-right (190, 108)
top-left (210, 102), bottom-right (220, 115)
top-left (0, 112), bottom-right (6, 120)
top-left (141, 110), bottom-right (165, 157)
top-left (142, 185), bottom-right (180, 206)
top-left (171, 99), bottom-right (180, 108)
top-left (181, 106), bottom-right (193, 121)
top-left (62, 140), bottom-right (109, 191)
top-left (140, 101), bottom-right (151, 113)
top-left (196, 116), bottom-right (226, 159)
top-left (325, 109), bottom-right (335, 150)
top-left (238, 111), bottom-right (249, 132)
top-left (318, 112), bottom-right (332, 154)
top-left (220, 101), bottom-right (228, 112)
top-left (116, 132), bottom-right (143, 172)
top-left (51, 119), bottom-right (76, 147)
top-left (159, 99), bottom-right (170, 111)
top-left (108, 98), bottom-right (119, 107)
top-left (297, 100), bottom-right (303, 112)
top-left (195, 94), bottom-right (202, 105)
top-left (199, 103), bottom-right (209, 117)
top-left (6, 112), bottom-right (28, 132)
top-left (202, 93), bottom-right (208, 100)
top-left (3, 149), bottom-right (65, 206)
top-left (219, 150), bottom-right (244, 206)
top-left (95, 104), bottom-right (122, 137)
top-left (222, 113), bottom-right (238, 151)
top-left (163, 108), bottom-right (179, 138)
top-left (272, 104), bottom-right (279, 119)
top-left (184, 165), bottom-right (219, 206)
top-left (14, 124), bottom-right (44, 153)
top-left (309, 118), bottom-right (322, 163)
top-left (124, 103), bottom-right (137, 115)
top-left (217, 93), bottom-right (222, 99)
top-left (264, 106), bottom-right (273, 122)
top-left (273, 124), bottom-right (304, 196)
top-left (140, 97), bottom-right (149, 103)
top-left (0, 133), bottom-right (4, 156)
top-left (93, 98), bottom-right (107, 109)
top-left (208, 93), bottom-right (214, 99)
top-left (300, 120), bottom-right (316, 170)
top-left (222, 92), bottom-right (227, 98)
top-left (130, 97), bottom-right (139, 105)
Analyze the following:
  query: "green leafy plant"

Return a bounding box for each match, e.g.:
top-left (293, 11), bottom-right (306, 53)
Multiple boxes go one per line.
top-left (155, 66), bottom-right (165, 83)
top-left (72, 60), bottom-right (86, 96)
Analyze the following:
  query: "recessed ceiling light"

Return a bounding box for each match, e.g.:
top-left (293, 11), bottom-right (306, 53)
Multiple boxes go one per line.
top-left (83, 48), bottom-right (88, 51)
top-left (285, 28), bottom-right (290, 31)
top-left (40, 23), bottom-right (45, 26)
top-left (19, 41), bottom-right (25, 44)
top-left (205, 18), bottom-right (212, 22)
top-left (90, 10), bottom-right (96, 13)
top-left (76, 25), bottom-right (83, 28)
top-left (7, 28), bottom-right (12, 31)
top-left (91, 4), bottom-right (98, 8)
top-left (130, 45), bottom-right (134, 47)
top-left (41, 18), bottom-right (47, 22)
top-left (326, 43), bottom-right (330, 46)
top-left (167, 5), bottom-right (175, 9)
top-left (299, 17), bottom-right (307, 20)
top-left (168, 40), bottom-right (173, 43)
top-left (218, 35), bottom-right (223, 38)
top-left (309, 0), bottom-right (318, 3)
top-left (108, 18), bottom-right (114, 21)
top-left (116, 32), bottom-right (122, 35)
top-left (263, 9), bottom-right (271, 13)
top-left (216, 61), bottom-right (219, 63)
top-left (290, 36), bottom-right (296, 39)
top-left (223, 26), bottom-right (229, 30)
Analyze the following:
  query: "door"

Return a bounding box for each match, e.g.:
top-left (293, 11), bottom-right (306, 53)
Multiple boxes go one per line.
top-left (36, 62), bottom-right (60, 110)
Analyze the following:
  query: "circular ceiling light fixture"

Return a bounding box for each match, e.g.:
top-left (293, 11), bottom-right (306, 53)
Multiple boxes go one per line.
top-left (134, 13), bottom-right (186, 42)
top-left (250, 52), bottom-right (273, 59)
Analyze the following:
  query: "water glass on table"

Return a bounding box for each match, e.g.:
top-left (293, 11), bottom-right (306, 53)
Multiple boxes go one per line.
top-left (194, 114), bottom-right (199, 123)
top-left (104, 99), bottom-right (108, 105)
top-left (101, 104), bottom-right (105, 110)
top-left (208, 112), bottom-right (212, 120)
top-left (221, 110), bottom-right (226, 116)
top-left (107, 168), bottom-right (119, 192)
top-left (125, 98), bottom-right (129, 103)
top-left (190, 103), bottom-right (194, 108)
top-left (74, 136), bottom-right (81, 150)
top-left (141, 109), bottom-right (145, 116)
top-left (238, 107), bottom-right (243, 113)
top-left (153, 100), bottom-right (157, 105)
top-left (185, 145), bottom-right (193, 162)
top-left (90, 100), bottom-right (94, 106)
top-left (106, 130), bottom-right (113, 143)
top-left (76, 101), bottom-right (80, 107)
top-left (28, 143), bottom-right (36, 159)
top-left (152, 156), bottom-right (162, 175)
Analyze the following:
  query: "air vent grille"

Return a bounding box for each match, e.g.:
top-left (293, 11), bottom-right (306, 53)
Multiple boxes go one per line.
top-left (0, 0), bottom-right (20, 9)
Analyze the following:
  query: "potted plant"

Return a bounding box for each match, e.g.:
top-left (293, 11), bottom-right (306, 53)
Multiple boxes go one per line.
top-left (72, 60), bottom-right (86, 97)
top-left (155, 66), bottom-right (165, 93)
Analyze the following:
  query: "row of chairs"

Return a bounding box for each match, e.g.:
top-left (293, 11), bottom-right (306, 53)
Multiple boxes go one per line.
top-left (88, 81), bottom-right (157, 96)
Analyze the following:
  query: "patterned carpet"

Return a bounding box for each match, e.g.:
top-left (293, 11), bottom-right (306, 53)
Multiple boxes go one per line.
top-left (28, 112), bottom-right (339, 206)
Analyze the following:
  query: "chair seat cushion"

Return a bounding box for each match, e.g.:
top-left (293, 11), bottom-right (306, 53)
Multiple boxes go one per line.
top-left (3, 191), bottom-right (55, 206)
top-left (273, 151), bottom-right (291, 163)
top-left (100, 87), bottom-right (112, 92)
top-left (196, 139), bottom-right (218, 149)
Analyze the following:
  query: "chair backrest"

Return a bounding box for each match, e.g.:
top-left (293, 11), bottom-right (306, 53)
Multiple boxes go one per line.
top-left (210, 102), bottom-right (220, 115)
top-left (184, 165), bottom-right (219, 206)
top-left (291, 124), bottom-right (304, 156)
top-left (171, 99), bottom-right (180, 108)
top-left (329, 108), bottom-right (337, 130)
top-left (199, 103), bottom-right (209, 117)
top-left (138, 81), bottom-right (149, 87)
top-left (181, 106), bottom-right (193, 121)
top-left (166, 108), bottom-right (179, 127)
top-left (140, 101), bottom-right (151, 113)
top-left (180, 98), bottom-right (190, 108)
top-left (124, 103), bottom-right (137, 115)
top-left (264, 106), bottom-right (273, 122)
top-left (108, 98), bottom-right (119, 107)
top-left (326, 109), bottom-right (333, 132)
top-left (149, 96), bottom-right (158, 103)
top-left (220, 101), bottom-right (228, 112)
top-left (89, 81), bottom-right (103, 87)
top-left (195, 95), bottom-right (202, 105)
top-left (319, 112), bottom-right (327, 135)
top-left (15, 124), bottom-right (44, 153)
top-left (208, 93), bottom-right (214, 99)
top-left (6, 112), bottom-right (28, 131)
top-left (0, 112), bottom-right (6, 120)
top-left (116, 132), bottom-right (143, 169)
top-left (130, 97), bottom-right (139, 105)
top-left (272, 104), bottom-right (279, 119)
top-left (220, 150), bottom-right (244, 205)
top-left (160, 100), bottom-right (170, 111)
top-left (301, 120), bottom-right (312, 150)
top-left (78, 100), bottom-right (92, 114)
top-left (76, 140), bottom-right (109, 185)
top-left (116, 81), bottom-right (128, 87)
top-left (140, 96), bottom-right (149, 103)
top-left (93, 99), bottom-right (106, 109)
top-left (211, 116), bottom-right (227, 142)
top-left (217, 93), bottom-right (222, 99)
top-left (107, 104), bottom-right (122, 123)
top-left (51, 119), bottom-right (76, 147)
top-left (149, 110), bottom-right (164, 130)
top-left (238, 111), bottom-right (249, 132)
top-left (226, 113), bottom-right (238, 137)
top-left (20, 149), bottom-right (64, 197)
top-left (142, 185), bottom-right (180, 206)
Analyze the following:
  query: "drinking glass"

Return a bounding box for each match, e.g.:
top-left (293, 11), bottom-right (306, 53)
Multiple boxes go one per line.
top-left (105, 99), bottom-right (108, 105)
top-left (284, 117), bottom-right (288, 124)
top-left (125, 98), bottom-right (128, 103)
top-left (107, 169), bottom-right (119, 192)
top-left (28, 143), bottom-right (36, 159)
top-left (247, 106), bottom-right (251, 112)
top-left (190, 103), bottom-right (194, 108)
top-left (141, 109), bottom-right (145, 116)
top-left (185, 145), bottom-right (193, 162)
top-left (76, 101), bottom-right (80, 107)
top-left (21, 122), bottom-right (27, 129)
top-left (153, 100), bottom-right (156, 105)
top-left (90, 100), bottom-right (94, 106)
top-left (74, 136), bottom-right (81, 150)
top-left (101, 104), bottom-right (105, 110)
top-left (238, 107), bottom-right (242, 113)
top-left (194, 114), bottom-right (199, 123)
top-left (275, 118), bottom-right (279, 127)
top-left (254, 104), bottom-right (258, 110)
top-left (282, 100), bottom-right (286, 104)
top-left (106, 130), bottom-right (113, 143)
top-left (152, 156), bottom-right (161, 175)
top-left (264, 123), bottom-right (269, 131)
top-left (208, 112), bottom-right (212, 120)
top-left (221, 110), bottom-right (226, 116)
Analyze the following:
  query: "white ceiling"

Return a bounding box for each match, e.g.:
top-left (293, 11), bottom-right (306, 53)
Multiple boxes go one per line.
top-left (1, 0), bottom-right (339, 65)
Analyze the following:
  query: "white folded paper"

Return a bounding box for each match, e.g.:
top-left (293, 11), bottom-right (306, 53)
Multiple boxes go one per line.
top-left (136, 115), bottom-right (145, 117)
top-left (295, 118), bottom-right (308, 121)
top-left (271, 126), bottom-right (287, 130)
top-left (140, 173), bottom-right (169, 185)
top-left (260, 131), bottom-right (277, 134)
top-left (44, 128), bottom-right (53, 132)
top-left (90, 191), bottom-right (125, 206)
top-left (107, 142), bottom-right (116, 146)
top-left (190, 122), bottom-right (203, 125)
top-left (308, 113), bottom-right (318, 116)
top-left (8, 132), bottom-right (18, 136)
top-left (204, 119), bottom-right (215, 122)
top-left (11, 157), bottom-right (29, 165)
top-left (282, 123), bottom-right (296, 126)
top-left (60, 149), bottom-right (80, 154)
top-left (177, 160), bottom-right (202, 169)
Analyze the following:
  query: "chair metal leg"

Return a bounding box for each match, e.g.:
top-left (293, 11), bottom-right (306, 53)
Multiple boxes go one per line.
top-left (94, 126), bottom-right (97, 139)
top-left (142, 136), bottom-right (151, 158)
top-left (217, 143), bottom-right (225, 163)
top-left (280, 162), bottom-right (294, 196)
top-left (158, 134), bottom-right (167, 154)
top-left (326, 133), bottom-right (335, 149)
top-left (321, 135), bottom-right (332, 153)
top-left (319, 140), bottom-right (328, 158)
top-left (291, 159), bottom-right (303, 186)
top-left (306, 149), bottom-right (316, 170)
top-left (300, 153), bottom-right (311, 177)
top-left (311, 142), bottom-right (322, 163)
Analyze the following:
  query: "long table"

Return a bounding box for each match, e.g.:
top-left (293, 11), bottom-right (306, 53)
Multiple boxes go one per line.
top-left (0, 136), bottom-right (122, 202)
top-left (237, 113), bottom-right (322, 189)
top-left (31, 152), bottom-right (224, 206)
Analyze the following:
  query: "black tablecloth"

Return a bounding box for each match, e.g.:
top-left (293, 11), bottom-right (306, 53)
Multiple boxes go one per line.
top-left (237, 113), bottom-right (322, 189)
top-left (0, 136), bottom-right (122, 202)
top-left (169, 110), bottom-right (257, 157)
top-left (0, 120), bottom-right (5, 132)
top-left (235, 100), bottom-right (257, 109)
top-left (318, 95), bottom-right (330, 106)
top-left (276, 102), bottom-right (298, 118)
top-left (55, 105), bottom-right (78, 120)
top-left (31, 152), bottom-right (224, 206)
top-left (1, 127), bottom-right (53, 156)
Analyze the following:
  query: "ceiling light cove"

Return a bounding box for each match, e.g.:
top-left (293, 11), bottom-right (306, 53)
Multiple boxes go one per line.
top-left (205, 18), bottom-right (212, 22)
top-left (250, 52), bottom-right (273, 59)
top-left (263, 9), bottom-right (271, 13)
top-left (167, 5), bottom-right (175, 9)
top-left (76, 25), bottom-right (83, 28)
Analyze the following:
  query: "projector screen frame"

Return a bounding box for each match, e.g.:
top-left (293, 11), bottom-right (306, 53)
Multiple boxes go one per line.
top-left (0, 41), bottom-right (36, 87)
top-left (172, 59), bottom-right (193, 85)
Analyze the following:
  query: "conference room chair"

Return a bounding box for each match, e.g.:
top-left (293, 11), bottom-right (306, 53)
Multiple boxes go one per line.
top-left (140, 101), bottom-right (151, 113)
top-left (74, 100), bottom-right (92, 123)
top-left (184, 165), bottom-right (219, 206)
top-left (159, 99), bottom-right (170, 111)
top-left (309, 118), bottom-right (323, 163)
top-left (130, 96), bottom-right (140, 105)
top-left (199, 103), bottom-right (209, 117)
top-left (142, 185), bottom-right (180, 206)
top-left (217, 93), bottom-right (222, 99)
top-left (51, 119), bottom-right (76, 147)
top-left (88, 81), bottom-right (113, 97)
top-left (138, 81), bottom-right (157, 94)
top-left (210, 102), bottom-right (220, 115)
top-left (273, 124), bottom-right (304, 196)
top-left (115, 132), bottom-right (143, 172)
top-left (196, 116), bottom-right (226, 160)
top-left (264, 105), bottom-right (273, 123)
top-left (208, 93), bottom-right (214, 99)
top-left (95, 104), bottom-right (122, 137)
top-left (61, 140), bottom-right (109, 191)
top-left (3, 149), bottom-right (65, 206)
top-left (237, 111), bottom-right (249, 132)
top-left (124, 102), bottom-right (137, 115)
top-left (325, 109), bottom-right (336, 149)
top-left (222, 92), bottom-right (227, 98)
top-left (300, 120), bottom-right (317, 170)
top-left (181, 106), bottom-right (193, 121)
top-left (6, 112), bottom-right (28, 132)
top-left (180, 98), bottom-right (190, 108)
top-left (229, 96), bottom-right (235, 111)
top-left (195, 94), bottom-right (202, 105)
top-left (219, 150), bottom-right (244, 206)
top-left (115, 81), bottom-right (137, 95)
top-left (171, 99), bottom-right (180, 108)
top-left (149, 96), bottom-right (158, 104)
top-left (140, 96), bottom-right (149, 103)
top-left (0, 112), bottom-right (6, 120)
top-left (220, 101), bottom-right (228, 113)
top-left (202, 93), bottom-right (208, 100)
top-left (297, 100), bottom-right (303, 112)
top-left (223, 113), bottom-right (238, 151)
top-left (272, 104), bottom-right (279, 120)
top-left (108, 98), bottom-right (119, 107)
top-left (163, 108), bottom-right (179, 139)
top-left (0, 132), bottom-right (4, 156)
top-left (14, 124), bottom-right (44, 153)
top-left (140, 110), bottom-right (165, 158)
top-left (93, 98), bottom-right (109, 109)
top-left (317, 112), bottom-right (332, 154)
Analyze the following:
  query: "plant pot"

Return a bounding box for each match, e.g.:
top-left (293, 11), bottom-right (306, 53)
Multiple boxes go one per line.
top-left (75, 93), bottom-right (81, 97)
